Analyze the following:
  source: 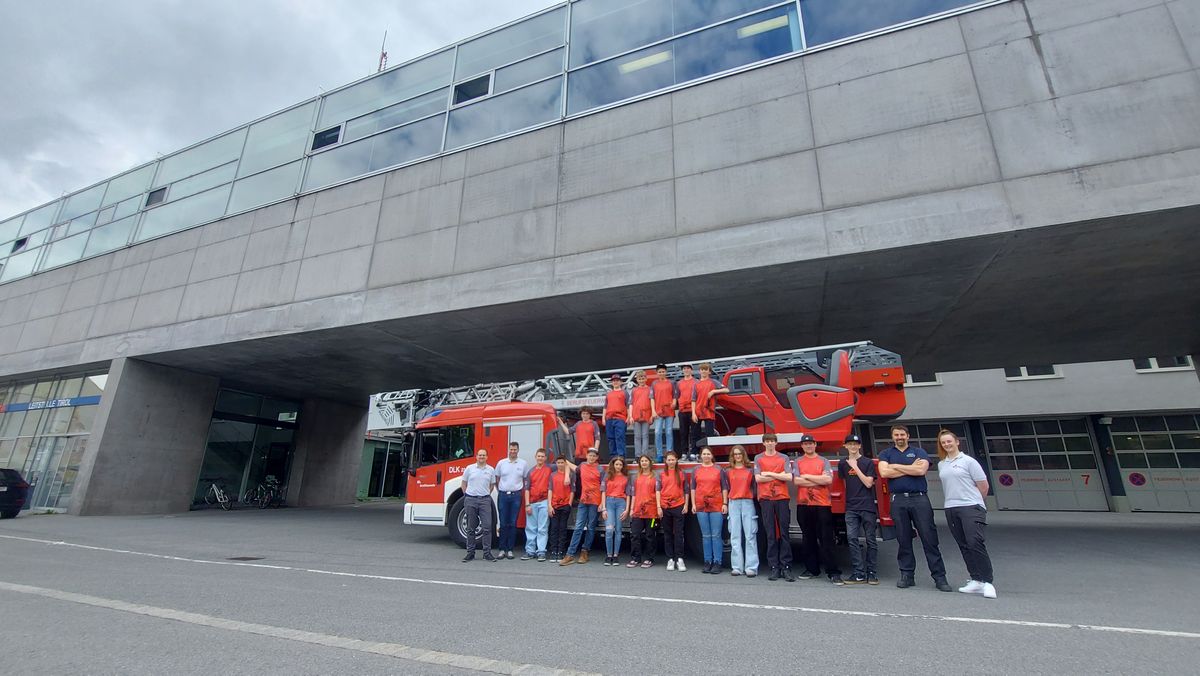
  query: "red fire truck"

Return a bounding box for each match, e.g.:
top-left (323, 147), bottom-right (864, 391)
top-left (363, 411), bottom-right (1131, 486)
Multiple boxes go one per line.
top-left (370, 341), bottom-right (908, 555)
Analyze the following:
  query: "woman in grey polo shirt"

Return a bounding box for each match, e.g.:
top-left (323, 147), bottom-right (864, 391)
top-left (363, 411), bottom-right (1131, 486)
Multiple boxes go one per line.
top-left (936, 429), bottom-right (996, 599)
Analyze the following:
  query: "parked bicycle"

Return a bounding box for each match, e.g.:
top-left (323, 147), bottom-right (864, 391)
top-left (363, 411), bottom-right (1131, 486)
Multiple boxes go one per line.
top-left (243, 475), bottom-right (285, 509)
top-left (202, 481), bottom-right (232, 511)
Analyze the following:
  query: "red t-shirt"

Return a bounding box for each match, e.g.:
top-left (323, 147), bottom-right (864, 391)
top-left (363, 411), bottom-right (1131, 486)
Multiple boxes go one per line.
top-left (694, 378), bottom-right (723, 421)
top-left (677, 377), bottom-right (696, 414)
top-left (794, 454), bottom-right (832, 507)
top-left (604, 389), bottom-right (628, 421)
top-left (657, 469), bottom-right (687, 508)
top-left (629, 385), bottom-right (653, 423)
top-left (631, 473), bottom-right (659, 518)
top-left (691, 464), bottom-right (729, 513)
top-left (726, 466), bottom-right (756, 500)
top-left (754, 452), bottom-right (791, 501)
top-left (550, 468), bottom-right (572, 510)
top-left (605, 472), bottom-right (630, 499)
top-left (573, 420), bottom-right (599, 459)
top-left (579, 463), bottom-right (603, 505)
top-left (527, 465), bottom-right (552, 502)
top-left (651, 379), bottom-right (677, 417)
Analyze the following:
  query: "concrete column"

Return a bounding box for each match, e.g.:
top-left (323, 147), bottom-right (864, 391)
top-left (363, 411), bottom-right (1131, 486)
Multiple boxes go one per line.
top-left (71, 358), bottom-right (220, 515)
top-left (287, 398), bottom-right (367, 507)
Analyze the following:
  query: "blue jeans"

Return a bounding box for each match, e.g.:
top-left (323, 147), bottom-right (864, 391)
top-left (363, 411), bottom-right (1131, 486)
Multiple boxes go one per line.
top-left (653, 416), bottom-right (673, 460)
top-left (567, 503), bottom-right (599, 555)
top-left (524, 499), bottom-right (550, 556)
top-left (605, 419), bottom-right (626, 458)
top-left (632, 421), bottom-right (650, 459)
top-left (697, 510), bottom-right (724, 565)
top-left (497, 491), bottom-right (521, 552)
top-left (728, 499), bottom-right (759, 574)
top-left (604, 496), bottom-right (626, 556)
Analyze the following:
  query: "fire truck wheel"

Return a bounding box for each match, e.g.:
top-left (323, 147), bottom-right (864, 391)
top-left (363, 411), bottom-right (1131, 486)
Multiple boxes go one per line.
top-left (447, 497), bottom-right (468, 548)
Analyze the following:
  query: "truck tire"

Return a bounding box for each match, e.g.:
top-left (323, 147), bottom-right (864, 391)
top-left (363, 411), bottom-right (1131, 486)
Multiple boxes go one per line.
top-left (447, 497), bottom-right (468, 548)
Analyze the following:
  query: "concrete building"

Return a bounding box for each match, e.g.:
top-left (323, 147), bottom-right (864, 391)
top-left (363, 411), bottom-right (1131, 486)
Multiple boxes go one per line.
top-left (1, 0), bottom-right (1198, 514)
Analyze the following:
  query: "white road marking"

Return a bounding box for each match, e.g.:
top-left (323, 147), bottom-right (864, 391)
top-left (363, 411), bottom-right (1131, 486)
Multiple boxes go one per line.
top-left (3, 533), bottom-right (1199, 640)
top-left (0, 579), bottom-right (597, 676)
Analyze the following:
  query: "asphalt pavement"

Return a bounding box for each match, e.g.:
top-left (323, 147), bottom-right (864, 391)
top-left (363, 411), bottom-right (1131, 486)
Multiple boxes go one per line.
top-left (1, 503), bottom-right (1198, 674)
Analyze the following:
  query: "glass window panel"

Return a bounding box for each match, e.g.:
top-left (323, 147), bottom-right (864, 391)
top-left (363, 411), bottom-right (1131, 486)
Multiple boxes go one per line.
top-left (1141, 434), bottom-right (1173, 450)
top-left (136, 184), bottom-right (231, 242)
top-left (446, 77), bottom-right (561, 150)
top-left (1033, 420), bottom-right (1060, 435)
top-left (0, 248), bottom-right (41, 282)
top-left (318, 49), bottom-right (454, 129)
top-left (84, 215), bottom-right (137, 257)
top-left (368, 113), bottom-right (446, 172)
top-left (456, 7), bottom-right (566, 79)
top-left (800, 0), bottom-right (977, 46)
top-left (1147, 453), bottom-right (1179, 468)
top-left (1059, 418), bottom-right (1088, 435)
top-left (238, 101), bottom-right (317, 177)
top-left (453, 75), bottom-right (491, 105)
top-left (1068, 454), bottom-right (1097, 469)
top-left (1165, 415), bottom-right (1199, 431)
top-left (302, 137), bottom-right (373, 192)
top-left (945, 422), bottom-right (968, 437)
top-left (1109, 416), bottom-right (1137, 432)
top-left (312, 126), bottom-right (342, 151)
top-left (154, 129), bottom-right (247, 188)
top-left (227, 160), bottom-right (303, 214)
top-left (914, 424), bottom-right (940, 438)
top-left (215, 390), bottom-right (260, 417)
top-left (96, 206), bottom-right (116, 226)
top-left (1178, 453), bottom-right (1200, 469)
top-left (68, 403), bottom-right (98, 435)
top-left (32, 381), bottom-right (52, 400)
top-left (113, 195), bottom-right (142, 221)
top-left (987, 438), bottom-right (1012, 454)
top-left (1136, 416), bottom-right (1168, 432)
top-left (52, 377), bottom-right (84, 399)
top-left (988, 454), bottom-right (1015, 470)
top-left (344, 88), bottom-right (448, 143)
top-left (1132, 357), bottom-right (1153, 370)
top-left (1171, 433), bottom-right (1200, 450)
top-left (0, 215), bottom-right (21, 243)
top-left (494, 48), bottom-right (564, 93)
top-left (42, 407), bottom-right (73, 435)
top-left (19, 201), bottom-right (60, 236)
top-left (19, 408), bottom-right (45, 436)
top-left (1040, 454), bottom-right (1069, 470)
top-left (569, 0), bottom-right (674, 68)
top-left (39, 232), bottom-right (89, 270)
top-left (1010, 438), bottom-right (1037, 453)
top-left (169, 161), bottom-right (237, 201)
top-left (58, 183), bottom-right (107, 223)
top-left (982, 422), bottom-right (1008, 437)
top-left (102, 164), bottom-right (156, 207)
top-left (1008, 421), bottom-right (1035, 436)
top-left (673, 0), bottom-right (785, 33)
top-left (80, 374), bottom-right (107, 398)
top-left (1064, 436), bottom-right (1093, 452)
top-left (1036, 437), bottom-right (1066, 452)
top-left (67, 212), bottom-right (97, 235)
top-left (1111, 434), bottom-right (1142, 451)
top-left (1002, 367), bottom-right (1022, 378)
top-left (673, 5), bottom-right (799, 82)
top-left (0, 438), bottom-right (12, 465)
top-left (1024, 365), bottom-right (1056, 376)
top-left (1015, 455), bottom-right (1042, 470)
top-left (0, 411), bottom-right (23, 438)
top-left (12, 383), bottom-right (34, 402)
top-left (1154, 355), bottom-right (1191, 368)
top-left (567, 43), bottom-right (674, 114)
top-left (9, 438), bottom-right (33, 473)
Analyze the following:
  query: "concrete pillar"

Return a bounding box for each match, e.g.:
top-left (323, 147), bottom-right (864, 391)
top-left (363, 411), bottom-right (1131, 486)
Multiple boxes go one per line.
top-left (71, 358), bottom-right (220, 515)
top-left (286, 398), bottom-right (367, 507)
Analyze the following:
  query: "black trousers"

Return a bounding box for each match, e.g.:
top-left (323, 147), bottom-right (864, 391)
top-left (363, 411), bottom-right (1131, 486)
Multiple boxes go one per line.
top-left (549, 505), bottom-right (572, 555)
top-left (464, 495), bottom-right (493, 555)
top-left (891, 493), bottom-right (946, 580)
top-left (946, 505), bottom-right (994, 584)
top-left (677, 412), bottom-right (696, 455)
top-left (797, 504), bottom-right (841, 576)
top-left (631, 516), bottom-right (656, 562)
top-left (661, 505), bottom-right (686, 560)
top-left (760, 499), bottom-right (793, 570)
top-left (697, 419), bottom-right (716, 445)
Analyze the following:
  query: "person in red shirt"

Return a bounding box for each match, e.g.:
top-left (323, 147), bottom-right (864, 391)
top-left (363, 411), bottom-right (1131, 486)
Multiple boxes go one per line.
top-left (561, 448), bottom-right (603, 566)
top-left (521, 448), bottom-right (553, 562)
top-left (627, 455), bottom-right (661, 568)
top-left (793, 434), bottom-right (843, 585)
top-left (691, 447), bottom-right (730, 574)
top-left (726, 445), bottom-right (759, 577)
top-left (547, 455), bottom-right (573, 563)
top-left (602, 374), bottom-right (629, 459)
top-left (676, 364), bottom-right (697, 459)
top-left (559, 407), bottom-right (601, 463)
top-left (650, 364), bottom-right (679, 463)
top-left (658, 450), bottom-right (690, 572)
top-left (601, 456), bottom-right (631, 565)
top-left (628, 370), bottom-right (653, 461)
top-left (691, 363), bottom-right (729, 459)
top-left (755, 432), bottom-right (795, 581)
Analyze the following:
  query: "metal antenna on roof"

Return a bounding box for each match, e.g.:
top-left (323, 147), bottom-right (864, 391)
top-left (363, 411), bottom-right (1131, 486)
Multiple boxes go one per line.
top-left (377, 31), bottom-right (388, 73)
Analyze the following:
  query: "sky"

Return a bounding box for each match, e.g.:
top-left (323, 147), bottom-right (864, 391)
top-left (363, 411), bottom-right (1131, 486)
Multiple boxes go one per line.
top-left (0, 0), bottom-right (558, 220)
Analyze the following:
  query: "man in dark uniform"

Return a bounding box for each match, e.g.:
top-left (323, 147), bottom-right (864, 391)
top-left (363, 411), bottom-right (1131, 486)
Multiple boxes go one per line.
top-left (878, 425), bottom-right (951, 591)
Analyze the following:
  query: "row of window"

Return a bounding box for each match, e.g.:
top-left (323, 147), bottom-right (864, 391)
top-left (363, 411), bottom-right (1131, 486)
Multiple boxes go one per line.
top-left (904, 357), bottom-right (1195, 387)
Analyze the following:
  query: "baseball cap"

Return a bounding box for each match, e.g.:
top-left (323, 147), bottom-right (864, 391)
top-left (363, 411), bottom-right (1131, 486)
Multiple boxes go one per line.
top-left (800, 434), bottom-right (816, 443)
top-left (609, 373), bottom-right (622, 381)
top-left (844, 434), bottom-right (863, 443)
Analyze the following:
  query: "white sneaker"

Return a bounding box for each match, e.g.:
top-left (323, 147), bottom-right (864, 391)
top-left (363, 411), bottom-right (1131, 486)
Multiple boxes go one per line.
top-left (666, 559), bottom-right (676, 571)
top-left (958, 580), bottom-right (984, 594)
top-left (676, 558), bottom-right (687, 572)
top-left (982, 583), bottom-right (997, 599)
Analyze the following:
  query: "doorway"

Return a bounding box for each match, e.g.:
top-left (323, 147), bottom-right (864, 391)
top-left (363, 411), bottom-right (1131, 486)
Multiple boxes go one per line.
top-left (192, 390), bottom-right (300, 507)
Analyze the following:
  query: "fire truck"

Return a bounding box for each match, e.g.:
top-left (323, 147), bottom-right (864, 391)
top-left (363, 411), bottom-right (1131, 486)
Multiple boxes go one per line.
top-left (369, 341), bottom-right (908, 555)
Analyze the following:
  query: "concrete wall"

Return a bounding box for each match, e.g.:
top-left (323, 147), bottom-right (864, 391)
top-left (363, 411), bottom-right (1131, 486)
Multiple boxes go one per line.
top-left (70, 358), bottom-right (220, 515)
top-left (287, 398), bottom-right (368, 507)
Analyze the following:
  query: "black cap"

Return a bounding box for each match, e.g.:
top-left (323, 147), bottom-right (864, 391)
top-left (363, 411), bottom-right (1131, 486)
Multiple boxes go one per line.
top-left (610, 373), bottom-right (623, 380)
top-left (844, 434), bottom-right (862, 444)
top-left (800, 434), bottom-right (816, 443)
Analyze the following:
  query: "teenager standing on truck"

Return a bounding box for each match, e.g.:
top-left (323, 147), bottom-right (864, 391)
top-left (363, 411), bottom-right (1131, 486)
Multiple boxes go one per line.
top-left (461, 449), bottom-right (498, 563)
top-left (628, 455), bottom-right (661, 568)
top-left (659, 449), bottom-right (689, 572)
top-left (522, 448), bottom-right (552, 562)
top-left (793, 434), bottom-right (843, 585)
top-left (879, 425), bottom-right (952, 592)
top-left (838, 434), bottom-right (878, 585)
top-left (692, 363), bottom-right (729, 460)
top-left (676, 364), bottom-right (697, 458)
top-left (495, 442), bottom-right (527, 560)
top-left (726, 445), bottom-right (759, 577)
top-left (548, 455), bottom-right (573, 562)
top-left (691, 447), bottom-right (729, 574)
top-left (560, 408), bottom-right (601, 464)
top-left (755, 433), bottom-right (795, 581)
top-left (650, 364), bottom-right (679, 462)
top-left (561, 447), bottom-right (603, 566)
top-left (629, 370), bottom-right (653, 460)
top-left (937, 429), bottom-right (997, 599)
top-left (603, 374), bottom-right (629, 459)
top-left (601, 456), bottom-right (631, 565)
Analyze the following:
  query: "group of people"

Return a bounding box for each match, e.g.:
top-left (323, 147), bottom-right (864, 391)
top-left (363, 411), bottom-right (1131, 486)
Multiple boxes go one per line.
top-left (460, 387), bottom-right (997, 599)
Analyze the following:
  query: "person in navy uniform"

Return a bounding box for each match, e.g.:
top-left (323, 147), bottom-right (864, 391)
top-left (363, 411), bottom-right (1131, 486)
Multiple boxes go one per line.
top-left (878, 425), bottom-right (951, 591)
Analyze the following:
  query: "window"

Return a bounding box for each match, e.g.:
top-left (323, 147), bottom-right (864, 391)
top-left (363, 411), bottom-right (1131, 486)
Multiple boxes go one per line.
top-left (416, 425), bottom-right (475, 465)
top-left (1003, 365), bottom-right (1061, 380)
top-left (153, 128), bottom-right (246, 187)
top-left (136, 185), bottom-right (231, 242)
top-left (905, 372), bottom-right (941, 387)
top-left (343, 88), bottom-right (448, 143)
top-left (454, 6), bottom-right (565, 80)
top-left (145, 187), bottom-right (167, 208)
top-left (446, 77), bottom-right (561, 150)
top-left (800, 0), bottom-right (979, 47)
top-left (227, 160), bottom-right (303, 214)
top-left (1133, 356), bottom-right (1194, 372)
top-left (311, 126), bottom-right (342, 151)
top-left (303, 114), bottom-right (444, 191)
top-left (453, 74), bottom-right (492, 105)
top-left (238, 101), bottom-right (317, 177)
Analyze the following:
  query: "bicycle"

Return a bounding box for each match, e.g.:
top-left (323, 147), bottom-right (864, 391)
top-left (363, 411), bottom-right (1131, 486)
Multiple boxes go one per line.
top-left (243, 476), bottom-right (285, 509)
top-left (203, 481), bottom-right (232, 511)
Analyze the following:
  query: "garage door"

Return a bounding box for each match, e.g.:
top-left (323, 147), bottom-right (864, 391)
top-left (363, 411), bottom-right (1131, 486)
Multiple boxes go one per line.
top-left (982, 418), bottom-right (1108, 511)
top-left (1110, 413), bottom-right (1200, 512)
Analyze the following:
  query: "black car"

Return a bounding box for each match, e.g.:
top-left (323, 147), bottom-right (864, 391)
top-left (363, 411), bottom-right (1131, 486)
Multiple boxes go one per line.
top-left (0, 468), bottom-right (30, 518)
